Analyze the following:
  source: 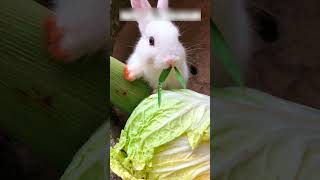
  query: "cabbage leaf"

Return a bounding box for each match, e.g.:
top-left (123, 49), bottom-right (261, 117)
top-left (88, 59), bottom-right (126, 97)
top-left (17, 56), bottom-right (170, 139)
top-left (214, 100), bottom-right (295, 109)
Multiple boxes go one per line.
top-left (213, 87), bottom-right (320, 179)
top-left (60, 122), bottom-right (108, 180)
top-left (111, 89), bottom-right (210, 179)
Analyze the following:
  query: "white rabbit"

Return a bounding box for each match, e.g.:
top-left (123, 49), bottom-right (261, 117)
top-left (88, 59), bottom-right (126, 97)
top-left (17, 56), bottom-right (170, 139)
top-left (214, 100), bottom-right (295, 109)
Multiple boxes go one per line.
top-left (124, 0), bottom-right (189, 90)
top-left (212, 0), bottom-right (250, 85)
top-left (44, 0), bottom-right (107, 62)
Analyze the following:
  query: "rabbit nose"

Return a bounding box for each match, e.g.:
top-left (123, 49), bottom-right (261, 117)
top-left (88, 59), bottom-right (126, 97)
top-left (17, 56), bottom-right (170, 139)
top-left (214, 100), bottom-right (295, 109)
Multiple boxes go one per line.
top-left (166, 59), bottom-right (176, 66)
top-left (164, 55), bottom-right (179, 66)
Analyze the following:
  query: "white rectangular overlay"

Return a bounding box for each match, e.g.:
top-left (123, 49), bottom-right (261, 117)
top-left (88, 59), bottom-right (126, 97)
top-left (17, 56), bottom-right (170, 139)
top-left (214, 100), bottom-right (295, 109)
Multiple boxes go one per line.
top-left (119, 9), bottom-right (201, 21)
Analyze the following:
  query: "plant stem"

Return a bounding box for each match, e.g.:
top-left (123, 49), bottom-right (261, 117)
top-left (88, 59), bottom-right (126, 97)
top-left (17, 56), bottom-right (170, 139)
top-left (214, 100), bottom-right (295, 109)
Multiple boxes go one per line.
top-left (110, 57), bottom-right (151, 113)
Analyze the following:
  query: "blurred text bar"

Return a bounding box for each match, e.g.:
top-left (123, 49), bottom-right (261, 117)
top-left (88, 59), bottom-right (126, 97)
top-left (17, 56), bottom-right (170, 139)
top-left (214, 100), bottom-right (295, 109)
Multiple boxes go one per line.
top-left (120, 9), bottom-right (201, 21)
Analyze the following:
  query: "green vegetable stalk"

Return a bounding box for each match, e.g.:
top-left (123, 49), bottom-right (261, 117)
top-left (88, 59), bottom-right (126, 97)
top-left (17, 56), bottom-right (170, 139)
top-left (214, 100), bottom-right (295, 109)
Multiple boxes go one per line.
top-left (110, 57), bottom-right (151, 113)
top-left (0, 0), bottom-right (107, 169)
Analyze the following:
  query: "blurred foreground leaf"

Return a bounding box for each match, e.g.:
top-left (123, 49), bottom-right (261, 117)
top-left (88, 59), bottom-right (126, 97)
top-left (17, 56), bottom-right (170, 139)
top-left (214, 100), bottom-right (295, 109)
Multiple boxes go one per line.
top-left (0, 0), bottom-right (107, 169)
top-left (211, 18), bottom-right (244, 88)
top-left (60, 121), bottom-right (108, 180)
top-left (212, 87), bottom-right (320, 179)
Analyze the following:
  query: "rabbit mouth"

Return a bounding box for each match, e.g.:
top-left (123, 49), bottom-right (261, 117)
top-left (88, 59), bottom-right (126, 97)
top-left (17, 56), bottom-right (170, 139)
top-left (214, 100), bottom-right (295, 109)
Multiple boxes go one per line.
top-left (147, 58), bottom-right (154, 65)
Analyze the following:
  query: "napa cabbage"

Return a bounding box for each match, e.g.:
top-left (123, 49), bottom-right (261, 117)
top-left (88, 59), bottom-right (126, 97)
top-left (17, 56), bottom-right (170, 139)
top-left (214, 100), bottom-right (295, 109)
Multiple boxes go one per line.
top-left (212, 87), bottom-right (320, 179)
top-left (110, 89), bottom-right (210, 180)
top-left (60, 122), bottom-right (108, 180)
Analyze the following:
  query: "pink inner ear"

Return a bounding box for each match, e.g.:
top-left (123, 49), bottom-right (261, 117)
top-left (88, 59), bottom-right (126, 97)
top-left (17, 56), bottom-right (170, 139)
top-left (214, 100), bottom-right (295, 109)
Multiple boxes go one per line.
top-left (157, 0), bottom-right (168, 9)
top-left (131, 0), bottom-right (151, 9)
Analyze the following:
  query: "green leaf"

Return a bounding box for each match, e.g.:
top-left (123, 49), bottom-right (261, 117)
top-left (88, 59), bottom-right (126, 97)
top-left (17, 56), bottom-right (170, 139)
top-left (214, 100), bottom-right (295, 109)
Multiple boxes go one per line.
top-left (174, 67), bottom-right (186, 89)
top-left (211, 18), bottom-right (244, 87)
top-left (157, 67), bottom-right (172, 107)
top-left (159, 67), bottom-right (172, 83)
top-left (157, 84), bottom-right (162, 107)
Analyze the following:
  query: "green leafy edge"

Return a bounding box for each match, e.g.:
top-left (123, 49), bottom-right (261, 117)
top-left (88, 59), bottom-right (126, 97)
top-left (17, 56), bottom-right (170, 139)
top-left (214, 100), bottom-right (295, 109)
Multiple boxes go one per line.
top-left (157, 67), bottom-right (186, 107)
top-left (211, 18), bottom-right (244, 87)
top-left (157, 67), bottom-right (172, 107)
top-left (174, 67), bottom-right (187, 89)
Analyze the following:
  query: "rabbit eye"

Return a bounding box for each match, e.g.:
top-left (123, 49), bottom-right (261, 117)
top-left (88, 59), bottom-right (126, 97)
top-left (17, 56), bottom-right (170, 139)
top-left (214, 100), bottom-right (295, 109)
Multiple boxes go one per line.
top-left (149, 36), bottom-right (155, 46)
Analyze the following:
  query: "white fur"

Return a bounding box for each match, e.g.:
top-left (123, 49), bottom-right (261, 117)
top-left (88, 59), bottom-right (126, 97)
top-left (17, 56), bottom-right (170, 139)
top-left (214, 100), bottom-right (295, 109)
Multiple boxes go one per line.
top-left (127, 0), bottom-right (189, 90)
top-left (54, 0), bottom-right (107, 60)
top-left (212, 0), bottom-right (250, 78)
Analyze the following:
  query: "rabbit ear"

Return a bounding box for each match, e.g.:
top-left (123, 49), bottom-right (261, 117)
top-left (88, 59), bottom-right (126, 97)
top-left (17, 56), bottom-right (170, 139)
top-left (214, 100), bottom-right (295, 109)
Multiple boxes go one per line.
top-left (157, 0), bottom-right (168, 9)
top-left (131, 0), bottom-right (152, 34)
top-left (137, 19), bottom-right (150, 34)
top-left (131, 0), bottom-right (151, 9)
